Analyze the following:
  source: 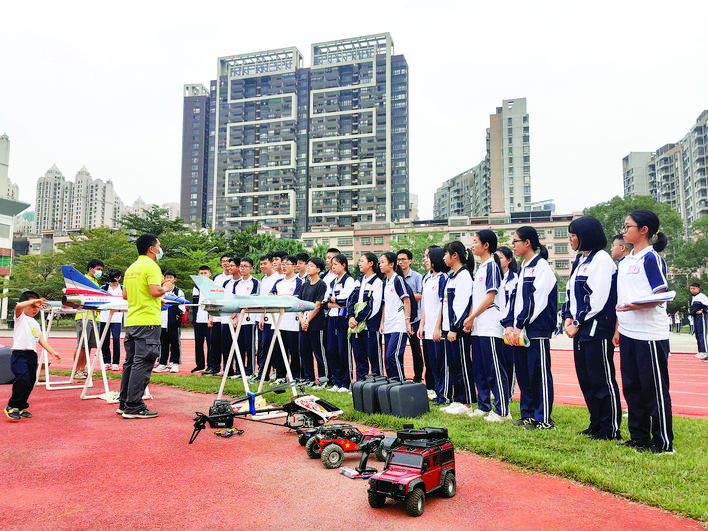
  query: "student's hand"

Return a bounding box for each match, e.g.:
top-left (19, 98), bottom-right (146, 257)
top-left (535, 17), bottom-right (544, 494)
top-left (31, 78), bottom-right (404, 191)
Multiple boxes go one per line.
top-left (612, 331), bottom-right (620, 348)
top-left (503, 327), bottom-right (515, 346)
top-left (417, 328), bottom-right (424, 341)
top-left (301, 321), bottom-right (309, 332)
top-left (511, 328), bottom-right (522, 346)
top-left (565, 324), bottom-right (578, 338)
top-left (348, 317), bottom-right (357, 329)
top-left (207, 316), bottom-right (213, 328)
top-left (259, 320), bottom-right (264, 331)
top-left (51, 351), bottom-right (62, 361)
top-left (379, 324), bottom-right (385, 335)
top-left (433, 327), bottom-right (442, 342)
top-left (447, 331), bottom-right (457, 342)
top-left (406, 322), bottom-right (414, 336)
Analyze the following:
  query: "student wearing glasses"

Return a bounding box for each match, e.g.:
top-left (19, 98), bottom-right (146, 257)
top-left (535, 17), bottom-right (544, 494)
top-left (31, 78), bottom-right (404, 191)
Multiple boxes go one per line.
top-left (613, 210), bottom-right (673, 454)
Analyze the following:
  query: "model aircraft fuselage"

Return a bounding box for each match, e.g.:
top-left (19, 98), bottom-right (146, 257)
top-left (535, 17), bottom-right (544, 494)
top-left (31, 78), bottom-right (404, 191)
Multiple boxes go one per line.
top-left (191, 275), bottom-right (315, 316)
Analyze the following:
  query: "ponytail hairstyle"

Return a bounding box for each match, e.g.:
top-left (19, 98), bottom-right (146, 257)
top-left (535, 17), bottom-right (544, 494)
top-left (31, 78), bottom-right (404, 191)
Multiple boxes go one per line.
top-left (476, 229), bottom-right (502, 270)
top-left (497, 246), bottom-right (518, 273)
top-left (428, 246), bottom-right (450, 274)
top-left (516, 226), bottom-right (548, 260)
top-left (627, 210), bottom-right (667, 252)
top-left (332, 254), bottom-right (350, 276)
top-left (362, 252), bottom-right (382, 279)
top-left (443, 240), bottom-right (475, 272)
top-left (380, 252), bottom-right (403, 276)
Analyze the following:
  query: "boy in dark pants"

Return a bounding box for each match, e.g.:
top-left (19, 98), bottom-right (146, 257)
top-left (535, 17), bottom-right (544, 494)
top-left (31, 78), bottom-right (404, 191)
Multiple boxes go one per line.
top-left (5, 291), bottom-right (61, 421)
top-left (191, 266), bottom-right (212, 372)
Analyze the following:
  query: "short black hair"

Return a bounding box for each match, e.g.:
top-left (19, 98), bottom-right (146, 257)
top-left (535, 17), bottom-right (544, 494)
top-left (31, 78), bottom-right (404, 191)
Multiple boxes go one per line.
top-left (396, 249), bottom-right (413, 260)
top-left (163, 270), bottom-right (177, 279)
top-left (295, 252), bottom-right (310, 263)
top-left (199, 265), bottom-right (211, 272)
top-left (87, 259), bottom-right (105, 271)
top-left (136, 234), bottom-right (158, 256)
top-left (282, 255), bottom-right (297, 264)
top-left (568, 216), bottom-right (607, 252)
top-left (220, 253), bottom-right (232, 261)
top-left (272, 250), bottom-right (287, 259)
top-left (260, 254), bottom-right (273, 263)
top-left (240, 257), bottom-right (254, 267)
top-left (690, 282), bottom-right (701, 289)
top-left (106, 268), bottom-right (122, 282)
top-left (18, 290), bottom-right (40, 303)
top-left (308, 257), bottom-right (325, 273)
top-left (326, 248), bottom-right (340, 255)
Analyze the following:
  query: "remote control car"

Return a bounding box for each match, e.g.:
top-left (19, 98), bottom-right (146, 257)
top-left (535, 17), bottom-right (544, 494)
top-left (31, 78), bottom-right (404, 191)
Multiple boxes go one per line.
top-left (304, 424), bottom-right (387, 469)
top-left (367, 426), bottom-right (456, 517)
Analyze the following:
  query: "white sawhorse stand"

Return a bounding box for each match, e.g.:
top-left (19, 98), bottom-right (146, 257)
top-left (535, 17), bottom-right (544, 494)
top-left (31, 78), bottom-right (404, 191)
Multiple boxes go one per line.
top-left (217, 309), bottom-right (296, 400)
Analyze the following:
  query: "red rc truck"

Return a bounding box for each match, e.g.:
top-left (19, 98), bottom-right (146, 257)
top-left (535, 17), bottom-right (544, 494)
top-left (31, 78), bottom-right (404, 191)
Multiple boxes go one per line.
top-left (367, 426), bottom-right (456, 517)
top-left (304, 424), bottom-right (387, 469)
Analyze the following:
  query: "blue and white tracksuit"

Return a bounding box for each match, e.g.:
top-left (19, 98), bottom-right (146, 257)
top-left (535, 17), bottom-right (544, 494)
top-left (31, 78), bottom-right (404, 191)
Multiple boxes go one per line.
top-left (421, 271), bottom-right (448, 403)
top-left (347, 274), bottom-right (383, 380)
top-left (442, 267), bottom-right (475, 405)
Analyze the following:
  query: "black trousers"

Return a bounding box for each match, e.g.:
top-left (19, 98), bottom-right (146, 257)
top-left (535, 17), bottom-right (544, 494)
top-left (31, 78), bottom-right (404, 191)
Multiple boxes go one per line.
top-left (8, 350), bottom-right (37, 410)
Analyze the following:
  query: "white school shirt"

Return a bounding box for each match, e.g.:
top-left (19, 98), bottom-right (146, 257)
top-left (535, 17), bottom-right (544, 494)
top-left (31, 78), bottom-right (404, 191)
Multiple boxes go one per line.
top-left (99, 284), bottom-right (124, 324)
top-left (234, 276), bottom-right (259, 325)
top-left (471, 258), bottom-right (504, 338)
top-left (326, 274), bottom-right (355, 318)
top-left (211, 272), bottom-right (232, 324)
top-left (382, 273), bottom-right (409, 334)
top-left (616, 245), bottom-right (669, 341)
top-left (192, 286), bottom-right (209, 324)
top-left (422, 272), bottom-right (446, 338)
top-left (258, 272), bottom-right (283, 325)
top-left (442, 267), bottom-right (473, 332)
top-left (13, 312), bottom-right (41, 352)
top-left (271, 275), bottom-right (302, 332)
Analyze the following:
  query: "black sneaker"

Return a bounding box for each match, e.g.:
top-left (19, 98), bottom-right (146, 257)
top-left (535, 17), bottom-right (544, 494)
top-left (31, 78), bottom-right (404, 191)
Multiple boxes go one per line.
top-left (621, 438), bottom-right (650, 448)
top-left (525, 420), bottom-right (555, 431)
top-left (578, 427), bottom-right (598, 436)
top-left (4, 406), bottom-right (21, 421)
top-left (122, 409), bottom-right (159, 419)
top-left (190, 367), bottom-right (204, 373)
top-left (115, 405), bottom-right (125, 415)
top-left (512, 417), bottom-right (534, 427)
top-left (19, 409), bottom-right (32, 419)
top-left (636, 444), bottom-right (675, 455)
top-left (202, 369), bottom-right (218, 376)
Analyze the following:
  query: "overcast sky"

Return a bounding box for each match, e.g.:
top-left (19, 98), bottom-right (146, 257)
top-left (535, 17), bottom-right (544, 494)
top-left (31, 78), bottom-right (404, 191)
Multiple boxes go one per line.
top-left (2, 0), bottom-right (706, 220)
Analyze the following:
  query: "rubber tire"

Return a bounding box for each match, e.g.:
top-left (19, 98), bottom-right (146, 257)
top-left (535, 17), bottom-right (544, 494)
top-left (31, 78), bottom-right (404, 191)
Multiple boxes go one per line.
top-left (298, 434), bottom-right (310, 447)
top-left (320, 443), bottom-right (344, 469)
top-left (305, 437), bottom-right (320, 459)
top-left (405, 488), bottom-right (425, 517)
top-left (441, 472), bottom-right (456, 498)
top-left (368, 491), bottom-right (386, 508)
top-left (374, 441), bottom-right (388, 462)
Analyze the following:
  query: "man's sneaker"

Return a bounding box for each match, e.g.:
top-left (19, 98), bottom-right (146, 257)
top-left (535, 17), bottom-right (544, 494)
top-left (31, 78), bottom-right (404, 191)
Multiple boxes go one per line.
top-left (468, 408), bottom-right (489, 418)
top-left (578, 427), bottom-right (598, 436)
top-left (636, 444), bottom-right (675, 455)
top-left (191, 367), bottom-right (204, 373)
top-left (115, 406), bottom-right (125, 415)
top-left (695, 352), bottom-right (707, 359)
top-left (485, 411), bottom-right (512, 422)
top-left (622, 438), bottom-right (651, 449)
top-left (337, 386), bottom-right (350, 393)
top-left (444, 403), bottom-right (470, 415)
top-left (271, 378), bottom-right (287, 385)
top-left (589, 432), bottom-right (622, 441)
top-left (525, 420), bottom-right (555, 431)
top-left (331, 385), bottom-right (340, 392)
top-left (512, 417), bottom-right (535, 427)
top-left (74, 370), bottom-right (88, 380)
top-left (170, 364), bottom-right (179, 373)
top-left (19, 409), bottom-right (32, 419)
top-left (122, 409), bottom-right (159, 419)
top-left (153, 364), bottom-right (169, 373)
top-left (4, 406), bottom-right (21, 421)
top-left (202, 369), bottom-right (218, 376)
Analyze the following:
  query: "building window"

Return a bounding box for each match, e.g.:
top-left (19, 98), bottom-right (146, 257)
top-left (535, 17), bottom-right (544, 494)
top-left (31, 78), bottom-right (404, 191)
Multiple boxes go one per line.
top-left (554, 227), bottom-right (566, 238)
top-left (360, 237), bottom-right (371, 245)
top-left (555, 244), bottom-right (568, 254)
top-left (373, 236), bottom-right (384, 245)
top-left (555, 260), bottom-right (569, 269)
top-left (338, 237), bottom-right (353, 246)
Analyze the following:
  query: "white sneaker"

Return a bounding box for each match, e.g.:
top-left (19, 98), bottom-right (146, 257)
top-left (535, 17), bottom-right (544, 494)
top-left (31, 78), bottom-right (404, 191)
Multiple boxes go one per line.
top-left (331, 385), bottom-right (340, 392)
top-left (696, 352), bottom-right (708, 359)
top-left (337, 386), bottom-right (349, 393)
top-left (485, 411), bottom-right (512, 422)
top-left (468, 408), bottom-right (489, 418)
top-left (112, 364), bottom-right (120, 371)
top-left (153, 364), bottom-right (168, 373)
top-left (444, 403), bottom-right (470, 415)
top-left (439, 402), bottom-right (456, 412)
top-left (427, 390), bottom-right (437, 400)
top-left (170, 364), bottom-right (179, 373)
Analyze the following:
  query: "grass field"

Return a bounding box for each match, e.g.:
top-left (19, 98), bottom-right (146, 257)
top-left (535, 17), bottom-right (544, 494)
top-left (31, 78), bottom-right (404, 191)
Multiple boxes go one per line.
top-left (75, 371), bottom-right (708, 522)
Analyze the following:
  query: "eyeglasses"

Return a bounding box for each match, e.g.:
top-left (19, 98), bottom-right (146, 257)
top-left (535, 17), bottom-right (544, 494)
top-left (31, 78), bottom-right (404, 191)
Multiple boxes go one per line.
top-left (512, 239), bottom-right (524, 245)
top-left (622, 224), bottom-right (638, 232)
top-left (397, 257), bottom-right (409, 262)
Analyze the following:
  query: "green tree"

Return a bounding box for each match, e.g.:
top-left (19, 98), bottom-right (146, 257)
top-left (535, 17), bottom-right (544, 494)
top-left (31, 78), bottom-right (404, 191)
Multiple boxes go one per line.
top-left (119, 205), bottom-right (188, 237)
top-left (389, 231), bottom-right (447, 274)
top-left (7, 252), bottom-right (65, 300)
top-left (60, 227), bottom-right (137, 275)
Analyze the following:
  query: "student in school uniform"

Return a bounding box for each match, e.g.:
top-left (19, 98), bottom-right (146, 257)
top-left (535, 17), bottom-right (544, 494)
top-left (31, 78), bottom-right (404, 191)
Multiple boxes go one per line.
top-left (253, 254), bottom-right (284, 383)
top-left (439, 241), bottom-right (476, 415)
top-left (496, 246), bottom-right (518, 402)
top-left (502, 226), bottom-right (558, 431)
top-left (562, 216), bottom-right (621, 440)
top-left (269, 255), bottom-right (303, 383)
top-left (347, 252), bottom-right (384, 380)
top-left (464, 230), bottom-right (509, 422)
top-left (190, 265), bottom-right (212, 373)
top-left (232, 258), bottom-right (259, 376)
top-left (614, 210), bottom-right (674, 454)
top-left (419, 246), bottom-right (450, 404)
top-left (378, 252), bottom-right (413, 381)
top-left (324, 254), bottom-right (355, 391)
top-left (299, 257), bottom-right (328, 386)
top-left (203, 254), bottom-right (232, 376)
top-left (689, 283), bottom-right (708, 360)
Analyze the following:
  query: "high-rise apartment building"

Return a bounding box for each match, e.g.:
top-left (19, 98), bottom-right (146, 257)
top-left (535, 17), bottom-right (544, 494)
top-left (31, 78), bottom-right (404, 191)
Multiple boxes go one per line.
top-left (182, 33), bottom-right (409, 237)
top-left (622, 110), bottom-right (708, 226)
top-left (181, 84), bottom-right (211, 228)
top-left (34, 166), bottom-right (123, 234)
top-left (434, 98), bottom-right (541, 219)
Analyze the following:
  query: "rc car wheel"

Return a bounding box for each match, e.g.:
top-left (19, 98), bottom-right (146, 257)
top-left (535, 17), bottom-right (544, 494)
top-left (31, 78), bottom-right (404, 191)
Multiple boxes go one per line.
top-left (320, 443), bottom-right (344, 469)
top-left (305, 437), bottom-right (320, 459)
top-left (441, 471), bottom-right (456, 498)
top-left (374, 440), bottom-right (388, 462)
top-left (405, 488), bottom-right (425, 517)
top-left (367, 491), bottom-right (386, 508)
top-left (298, 434), bottom-right (310, 446)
